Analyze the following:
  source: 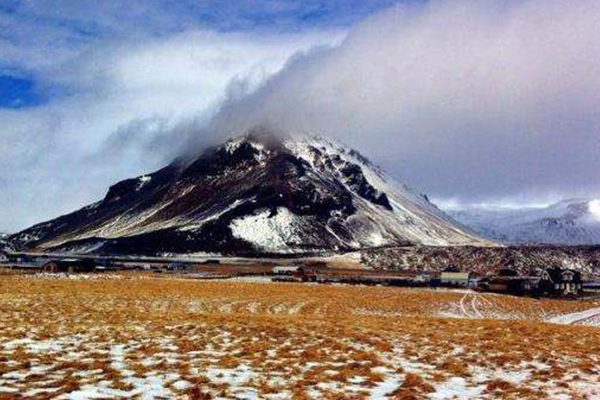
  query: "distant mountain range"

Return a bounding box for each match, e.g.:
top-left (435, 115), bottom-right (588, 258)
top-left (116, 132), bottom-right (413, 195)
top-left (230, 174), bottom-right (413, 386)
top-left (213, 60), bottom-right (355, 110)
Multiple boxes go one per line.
top-left (9, 131), bottom-right (491, 256)
top-left (447, 199), bottom-right (600, 245)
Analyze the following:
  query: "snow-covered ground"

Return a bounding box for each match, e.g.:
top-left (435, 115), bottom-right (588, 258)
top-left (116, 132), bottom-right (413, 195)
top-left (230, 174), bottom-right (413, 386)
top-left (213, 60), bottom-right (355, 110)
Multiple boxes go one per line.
top-left (2, 277), bottom-right (600, 399)
top-left (545, 307), bottom-right (600, 326)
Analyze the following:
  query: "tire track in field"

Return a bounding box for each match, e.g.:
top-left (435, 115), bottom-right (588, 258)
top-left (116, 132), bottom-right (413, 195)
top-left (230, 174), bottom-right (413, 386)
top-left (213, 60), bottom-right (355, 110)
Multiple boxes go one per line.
top-left (459, 292), bottom-right (485, 319)
top-left (546, 307), bottom-right (600, 326)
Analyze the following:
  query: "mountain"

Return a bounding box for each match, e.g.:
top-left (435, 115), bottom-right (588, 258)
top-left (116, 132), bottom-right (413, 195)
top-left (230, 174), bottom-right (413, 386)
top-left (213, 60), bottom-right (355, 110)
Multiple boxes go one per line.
top-left (447, 199), bottom-right (600, 245)
top-left (11, 131), bottom-right (492, 256)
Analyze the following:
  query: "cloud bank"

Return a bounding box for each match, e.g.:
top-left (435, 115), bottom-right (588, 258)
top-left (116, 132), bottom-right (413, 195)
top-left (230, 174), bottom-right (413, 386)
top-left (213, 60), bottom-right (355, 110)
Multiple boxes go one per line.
top-left (199, 0), bottom-right (600, 207)
top-left (0, 30), bottom-right (341, 232)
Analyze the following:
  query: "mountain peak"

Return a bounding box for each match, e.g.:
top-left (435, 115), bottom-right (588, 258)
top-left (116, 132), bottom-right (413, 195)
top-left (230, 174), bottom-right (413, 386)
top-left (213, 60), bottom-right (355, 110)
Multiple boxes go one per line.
top-left (11, 131), bottom-right (492, 255)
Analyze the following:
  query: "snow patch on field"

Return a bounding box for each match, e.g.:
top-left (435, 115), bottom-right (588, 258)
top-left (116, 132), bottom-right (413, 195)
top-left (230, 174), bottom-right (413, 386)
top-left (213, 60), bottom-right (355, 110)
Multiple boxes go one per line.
top-left (546, 307), bottom-right (600, 326)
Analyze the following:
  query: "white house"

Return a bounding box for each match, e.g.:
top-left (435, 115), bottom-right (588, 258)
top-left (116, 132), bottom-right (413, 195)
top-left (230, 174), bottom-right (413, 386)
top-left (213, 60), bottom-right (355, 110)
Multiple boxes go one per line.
top-left (440, 271), bottom-right (471, 287)
top-left (272, 266), bottom-right (302, 275)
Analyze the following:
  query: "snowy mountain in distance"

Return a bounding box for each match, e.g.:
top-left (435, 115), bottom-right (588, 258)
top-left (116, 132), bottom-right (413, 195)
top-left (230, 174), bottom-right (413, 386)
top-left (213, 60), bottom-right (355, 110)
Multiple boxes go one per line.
top-left (11, 130), bottom-right (492, 256)
top-left (447, 199), bottom-right (600, 245)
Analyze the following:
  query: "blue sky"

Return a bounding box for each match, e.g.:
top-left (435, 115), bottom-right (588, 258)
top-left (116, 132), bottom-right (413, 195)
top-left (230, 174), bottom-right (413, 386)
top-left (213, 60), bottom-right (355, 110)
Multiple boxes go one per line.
top-left (0, 0), bottom-right (400, 109)
top-left (0, 75), bottom-right (44, 108)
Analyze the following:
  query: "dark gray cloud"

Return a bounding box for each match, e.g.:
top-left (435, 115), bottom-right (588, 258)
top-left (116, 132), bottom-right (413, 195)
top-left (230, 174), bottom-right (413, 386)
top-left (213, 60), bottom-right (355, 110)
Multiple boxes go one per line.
top-left (192, 0), bottom-right (600, 207)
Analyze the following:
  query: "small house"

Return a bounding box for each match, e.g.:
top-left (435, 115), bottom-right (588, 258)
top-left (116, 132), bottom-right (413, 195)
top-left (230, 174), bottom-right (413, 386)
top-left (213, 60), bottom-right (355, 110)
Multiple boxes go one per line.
top-left (582, 281), bottom-right (600, 293)
top-left (94, 260), bottom-right (119, 272)
top-left (440, 271), bottom-right (471, 287)
top-left (485, 267), bottom-right (583, 297)
top-left (8, 254), bottom-right (36, 264)
top-left (166, 262), bottom-right (189, 272)
top-left (42, 258), bottom-right (96, 274)
top-left (272, 266), bottom-right (302, 275)
top-left (485, 275), bottom-right (544, 295)
top-left (545, 267), bottom-right (582, 297)
top-left (272, 266), bottom-right (317, 282)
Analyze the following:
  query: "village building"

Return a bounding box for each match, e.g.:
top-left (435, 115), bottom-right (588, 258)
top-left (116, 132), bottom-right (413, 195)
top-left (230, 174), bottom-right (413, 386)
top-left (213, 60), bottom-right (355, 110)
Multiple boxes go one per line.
top-left (440, 271), bottom-right (471, 287)
top-left (582, 280), bottom-right (600, 293)
top-left (42, 259), bottom-right (96, 274)
top-left (544, 267), bottom-right (582, 297)
top-left (272, 266), bottom-right (317, 282)
top-left (485, 275), bottom-right (547, 295)
top-left (7, 253), bottom-right (36, 265)
top-left (272, 266), bottom-right (303, 275)
top-left (166, 262), bottom-right (189, 272)
top-left (483, 267), bottom-right (582, 297)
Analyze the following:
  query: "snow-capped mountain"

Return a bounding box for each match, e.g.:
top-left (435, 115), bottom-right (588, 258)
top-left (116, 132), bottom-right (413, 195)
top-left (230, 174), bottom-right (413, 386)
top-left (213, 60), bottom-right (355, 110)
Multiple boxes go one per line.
top-left (11, 131), bottom-right (492, 255)
top-left (447, 199), bottom-right (600, 245)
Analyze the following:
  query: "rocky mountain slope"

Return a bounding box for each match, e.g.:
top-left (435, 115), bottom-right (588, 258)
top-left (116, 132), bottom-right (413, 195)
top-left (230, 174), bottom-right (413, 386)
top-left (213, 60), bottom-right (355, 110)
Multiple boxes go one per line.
top-left (360, 245), bottom-right (600, 277)
top-left (447, 199), bottom-right (600, 245)
top-left (11, 131), bottom-right (492, 256)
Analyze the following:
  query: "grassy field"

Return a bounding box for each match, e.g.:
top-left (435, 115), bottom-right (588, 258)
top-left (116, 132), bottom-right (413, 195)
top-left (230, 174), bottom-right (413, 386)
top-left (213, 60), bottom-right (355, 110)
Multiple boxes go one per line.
top-left (1, 273), bottom-right (600, 399)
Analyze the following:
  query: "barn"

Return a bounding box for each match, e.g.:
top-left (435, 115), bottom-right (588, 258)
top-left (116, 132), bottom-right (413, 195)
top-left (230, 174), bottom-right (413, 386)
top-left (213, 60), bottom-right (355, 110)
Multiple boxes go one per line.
top-left (166, 262), bottom-right (189, 272)
top-left (440, 271), bottom-right (471, 287)
top-left (272, 266), bottom-right (303, 275)
top-left (544, 267), bottom-right (582, 297)
top-left (42, 259), bottom-right (96, 274)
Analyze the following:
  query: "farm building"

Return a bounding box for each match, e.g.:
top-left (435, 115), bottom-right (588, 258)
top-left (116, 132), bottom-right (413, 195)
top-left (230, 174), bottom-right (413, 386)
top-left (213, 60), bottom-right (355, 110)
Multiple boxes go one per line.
top-left (483, 267), bottom-right (583, 297)
top-left (42, 259), bottom-right (96, 273)
top-left (166, 262), bottom-right (189, 272)
top-left (582, 281), bottom-right (600, 293)
top-left (440, 271), bottom-right (471, 287)
top-left (544, 267), bottom-right (582, 297)
top-left (485, 275), bottom-right (548, 295)
top-left (272, 266), bottom-right (302, 275)
top-left (6, 254), bottom-right (36, 264)
top-left (272, 266), bottom-right (317, 282)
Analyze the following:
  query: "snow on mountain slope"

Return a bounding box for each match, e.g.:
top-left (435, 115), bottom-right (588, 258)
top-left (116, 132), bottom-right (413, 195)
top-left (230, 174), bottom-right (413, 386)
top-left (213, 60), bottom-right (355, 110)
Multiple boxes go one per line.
top-left (447, 199), bottom-right (600, 245)
top-left (11, 131), bottom-right (492, 255)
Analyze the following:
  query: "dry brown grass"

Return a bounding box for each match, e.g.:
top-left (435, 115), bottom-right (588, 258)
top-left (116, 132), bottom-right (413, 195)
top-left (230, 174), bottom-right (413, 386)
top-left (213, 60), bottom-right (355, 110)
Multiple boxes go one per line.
top-left (0, 274), bottom-right (599, 399)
